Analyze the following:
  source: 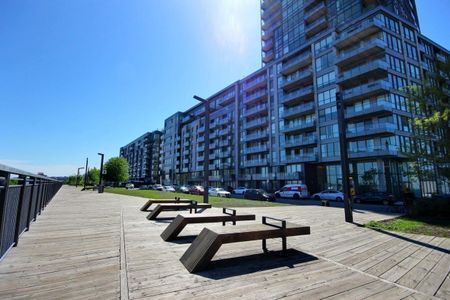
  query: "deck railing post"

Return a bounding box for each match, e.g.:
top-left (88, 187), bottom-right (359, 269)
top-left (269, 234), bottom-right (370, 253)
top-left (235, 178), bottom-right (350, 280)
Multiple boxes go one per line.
top-left (14, 176), bottom-right (27, 247)
top-left (25, 177), bottom-right (37, 231)
top-left (0, 172), bottom-right (11, 256)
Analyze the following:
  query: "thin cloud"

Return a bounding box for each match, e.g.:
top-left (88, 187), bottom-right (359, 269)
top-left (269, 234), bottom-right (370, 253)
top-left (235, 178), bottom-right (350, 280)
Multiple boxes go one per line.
top-left (0, 159), bottom-right (79, 177)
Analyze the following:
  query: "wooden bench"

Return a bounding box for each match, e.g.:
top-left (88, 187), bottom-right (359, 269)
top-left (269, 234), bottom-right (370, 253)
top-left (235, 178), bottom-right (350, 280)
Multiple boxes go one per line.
top-left (180, 216), bottom-right (310, 273)
top-left (140, 197), bottom-right (192, 212)
top-left (160, 208), bottom-right (256, 241)
top-left (146, 201), bottom-right (212, 220)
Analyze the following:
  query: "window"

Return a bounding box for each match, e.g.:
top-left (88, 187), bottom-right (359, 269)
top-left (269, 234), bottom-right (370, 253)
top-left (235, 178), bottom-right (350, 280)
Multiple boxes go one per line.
top-left (385, 33), bottom-right (403, 53)
top-left (321, 142), bottom-right (340, 158)
top-left (317, 71), bottom-right (336, 88)
top-left (315, 52), bottom-right (334, 72)
top-left (319, 106), bottom-right (337, 122)
top-left (318, 88), bottom-right (336, 106)
top-left (320, 123), bottom-right (338, 139)
top-left (387, 54), bottom-right (405, 73)
top-left (314, 34), bottom-right (333, 54)
top-left (408, 63), bottom-right (421, 80)
top-left (403, 26), bottom-right (415, 42)
top-left (405, 43), bottom-right (418, 60)
top-left (388, 74), bottom-right (407, 90)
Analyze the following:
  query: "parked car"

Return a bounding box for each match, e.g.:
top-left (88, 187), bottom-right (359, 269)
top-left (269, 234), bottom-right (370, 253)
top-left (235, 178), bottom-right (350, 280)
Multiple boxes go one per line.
top-left (164, 186), bottom-right (176, 192)
top-left (139, 185), bottom-right (150, 190)
top-left (153, 184), bottom-right (164, 191)
top-left (244, 189), bottom-right (275, 201)
top-left (353, 191), bottom-right (396, 205)
top-left (233, 187), bottom-right (248, 195)
top-left (189, 185), bottom-right (204, 195)
top-left (125, 183), bottom-right (134, 190)
top-left (179, 186), bottom-right (190, 193)
top-left (208, 188), bottom-right (231, 198)
top-left (312, 190), bottom-right (344, 201)
top-left (275, 184), bottom-right (309, 199)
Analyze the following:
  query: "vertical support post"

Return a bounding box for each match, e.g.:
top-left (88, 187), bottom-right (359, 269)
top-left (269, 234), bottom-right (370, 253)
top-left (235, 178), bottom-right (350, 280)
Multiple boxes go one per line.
top-left (83, 158), bottom-right (89, 190)
top-left (0, 172), bottom-right (11, 254)
top-left (336, 92), bottom-right (353, 223)
top-left (203, 101), bottom-right (210, 204)
top-left (25, 177), bottom-right (36, 231)
top-left (14, 176), bottom-right (27, 247)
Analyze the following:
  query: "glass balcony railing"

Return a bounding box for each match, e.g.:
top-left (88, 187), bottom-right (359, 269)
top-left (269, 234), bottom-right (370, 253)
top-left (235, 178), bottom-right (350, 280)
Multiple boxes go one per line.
top-left (281, 52), bottom-right (312, 73)
top-left (245, 130), bottom-right (269, 141)
top-left (285, 135), bottom-right (317, 147)
top-left (281, 102), bottom-right (315, 118)
top-left (346, 123), bottom-right (397, 137)
top-left (338, 60), bottom-right (388, 82)
top-left (243, 104), bottom-right (268, 116)
top-left (285, 153), bottom-right (317, 163)
top-left (283, 120), bottom-right (316, 132)
top-left (337, 38), bottom-right (386, 64)
top-left (244, 117), bottom-right (269, 129)
top-left (345, 100), bottom-right (393, 118)
top-left (282, 86), bottom-right (314, 104)
top-left (244, 76), bottom-right (267, 90)
top-left (335, 18), bottom-right (384, 46)
top-left (244, 89), bottom-right (267, 103)
top-left (342, 80), bottom-right (391, 101)
top-left (282, 68), bottom-right (313, 86)
top-left (244, 144), bottom-right (269, 154)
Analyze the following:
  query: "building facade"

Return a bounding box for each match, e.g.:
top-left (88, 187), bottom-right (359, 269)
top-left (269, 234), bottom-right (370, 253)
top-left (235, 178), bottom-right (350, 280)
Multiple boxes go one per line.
top-left (159, 0), bottom-right (449, 196)
top-left (120, 131), bottom-right (163, 183)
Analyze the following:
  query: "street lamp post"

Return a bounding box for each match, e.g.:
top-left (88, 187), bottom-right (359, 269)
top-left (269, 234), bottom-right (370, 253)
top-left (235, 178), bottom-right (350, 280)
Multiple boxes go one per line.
top-left (98, 153), bottom-right (105, 193)
top-left (193, 95), bottom-right (210, 204)
top-left (76, 167), bottom-right (84, 187)
top-left (83, 157), bottom-right (89, 191)
top-left (336, 92), bottom-right (353, 223)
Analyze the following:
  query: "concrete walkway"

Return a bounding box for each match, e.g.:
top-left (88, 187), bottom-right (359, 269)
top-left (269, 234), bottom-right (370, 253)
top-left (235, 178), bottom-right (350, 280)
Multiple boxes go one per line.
top-left (0, 186), bottom-right (448, 299)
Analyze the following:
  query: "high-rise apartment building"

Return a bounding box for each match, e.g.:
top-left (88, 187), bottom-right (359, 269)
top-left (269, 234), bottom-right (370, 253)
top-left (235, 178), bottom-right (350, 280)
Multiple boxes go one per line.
top-left (159, 0), bottom-right (449, 196)
top-left (120, 131), bottom-right (163, 183)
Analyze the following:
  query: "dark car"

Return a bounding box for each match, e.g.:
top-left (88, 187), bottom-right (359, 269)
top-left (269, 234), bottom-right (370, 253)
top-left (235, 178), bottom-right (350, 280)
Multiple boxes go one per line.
top-left (243, 189), bottom-right (275, 202)
top-left (353, 191), bottom-right (395, 205)
top-left (189, 185), bottom-right (204, 195)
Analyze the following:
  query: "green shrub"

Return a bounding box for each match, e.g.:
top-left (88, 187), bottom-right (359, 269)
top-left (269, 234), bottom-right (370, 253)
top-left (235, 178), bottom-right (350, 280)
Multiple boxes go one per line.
top-left (409, 198), bottom-right (450, 219)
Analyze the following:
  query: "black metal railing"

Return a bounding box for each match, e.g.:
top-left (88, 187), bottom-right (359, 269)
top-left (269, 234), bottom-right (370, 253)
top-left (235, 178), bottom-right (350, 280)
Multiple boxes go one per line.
top-left (0, 163), bottom-right (63, 260)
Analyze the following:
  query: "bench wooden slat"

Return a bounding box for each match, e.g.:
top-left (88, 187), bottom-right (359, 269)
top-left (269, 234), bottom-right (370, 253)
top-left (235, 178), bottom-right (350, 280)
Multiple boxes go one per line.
top-left (160, 214), bottom-right (256, 241)
top-left (146, 203), bottom-right (212, 220)
top-left (180, 222), bottom-right (310, 273)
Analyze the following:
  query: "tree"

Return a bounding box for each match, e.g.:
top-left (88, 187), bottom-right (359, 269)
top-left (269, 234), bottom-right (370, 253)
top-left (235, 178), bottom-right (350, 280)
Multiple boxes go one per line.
top-left (104, 157), bottom-right (129, 184)
top-left (404, 60), bottom-right (450, 193)
top-left (88, 168), bottom-right (100, 186)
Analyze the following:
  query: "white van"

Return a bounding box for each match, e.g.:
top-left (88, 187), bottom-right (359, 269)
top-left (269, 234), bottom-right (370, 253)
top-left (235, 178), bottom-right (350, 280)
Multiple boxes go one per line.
top-left (275, 184), bottom-right (309, 199)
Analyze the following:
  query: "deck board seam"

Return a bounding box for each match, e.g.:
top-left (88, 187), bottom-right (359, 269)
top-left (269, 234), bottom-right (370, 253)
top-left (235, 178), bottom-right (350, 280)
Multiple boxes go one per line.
top-left (120, 208), bottom-right (129, 300)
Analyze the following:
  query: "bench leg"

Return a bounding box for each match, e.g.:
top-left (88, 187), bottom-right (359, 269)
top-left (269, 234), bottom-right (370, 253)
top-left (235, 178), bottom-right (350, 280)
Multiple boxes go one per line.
top-left (282, 236), bottom-right (287, 253)
top-left (262, 239), bottom-right (268, 253)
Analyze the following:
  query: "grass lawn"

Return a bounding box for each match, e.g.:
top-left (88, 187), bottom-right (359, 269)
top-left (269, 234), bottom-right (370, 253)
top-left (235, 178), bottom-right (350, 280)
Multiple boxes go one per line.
top-left (105, 188), bottom-right (288, 207)
top-left (366, 217), bottom-right (450, 238)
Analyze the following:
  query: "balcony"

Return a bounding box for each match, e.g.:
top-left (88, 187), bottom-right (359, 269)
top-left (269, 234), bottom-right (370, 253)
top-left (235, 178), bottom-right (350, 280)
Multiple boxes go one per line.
top-left (218, 117), bottom-right (231, 125)
top-left (285, 136), bottom-right (317, 148)
top-left (282, 68), bottom-right (313, 90)
top-left (197, 145), bottom-right (205, 152)
top-left (282, 86), bottom-right (314, 105)
top-left (284, 153), bottom-right (317, 163)
top-left (345, 100), bottom-right (393, 119)
top-left (303, 0), bottom-right (321, 11)
top-left (305, 15), bottom-right (328, 37)
top-left (244, 144), bottom-right (269, 154)
top-left (244, 89), bottom-right (268, 104)
top-left (243, 104), bottom-right (268, 117)
top-left (261, 28), bottom-right (274, 41)
top-left (336, 38), bottom-right (387, 67)
top-left (197, 136), bottom-right (205, 143)
top-left (219, 140), bottom-right (230, 147)
top-left (261, 0), bottom-right (281, 19)
top-left (263, 49), bottom-right (275, 63)
top-left (281, 102), bottom-right (315, 119)
top-left (219, 128), bottom-right (231, 136)
top-left (198, 126), bottom-right (205, 133)
top-left (244, 117), bottom-right (269, 130)
top-left (342, 80), bottom-right (391, 102)
top-left (243, 159), bottom-right (268, 167)
top-left (347, 122), bottom-right (397, 138)
top-left (335, 18), bottom-right (384, 49)
top-left (282, 120), bottom-right (316, 133)
top-left (262, 38), bottom-right (274, 51)
top-left (281, 52), bottom-right (312, 75)
top-left (348, 146), bottom-right (405, 159)
top-left (304, 2), bottom-right (326, 23)
top-left (244, 130), bottom-right (269, 142)
top-left (337, 60), bottom-right (388, 86)
top-left (261, 8), bottom-right (282, 30)
top-left (217, 92), bottom-right (236, 106)
top-left (244, 75), bottom-right (267, 91)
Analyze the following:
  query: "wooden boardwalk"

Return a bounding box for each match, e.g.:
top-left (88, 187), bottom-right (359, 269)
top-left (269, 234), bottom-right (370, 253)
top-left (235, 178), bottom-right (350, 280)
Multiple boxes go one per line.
top-left (0, 186), bottom-right (448, 299)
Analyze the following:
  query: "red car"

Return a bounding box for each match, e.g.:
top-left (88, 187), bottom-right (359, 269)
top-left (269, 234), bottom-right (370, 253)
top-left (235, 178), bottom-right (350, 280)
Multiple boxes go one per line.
top-left (189, 185), bottom-right (204, 195)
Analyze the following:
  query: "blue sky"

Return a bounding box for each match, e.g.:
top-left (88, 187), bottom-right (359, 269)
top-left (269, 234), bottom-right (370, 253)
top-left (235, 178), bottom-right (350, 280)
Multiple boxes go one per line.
top-left (0, 0), bottom-right (449, 176)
